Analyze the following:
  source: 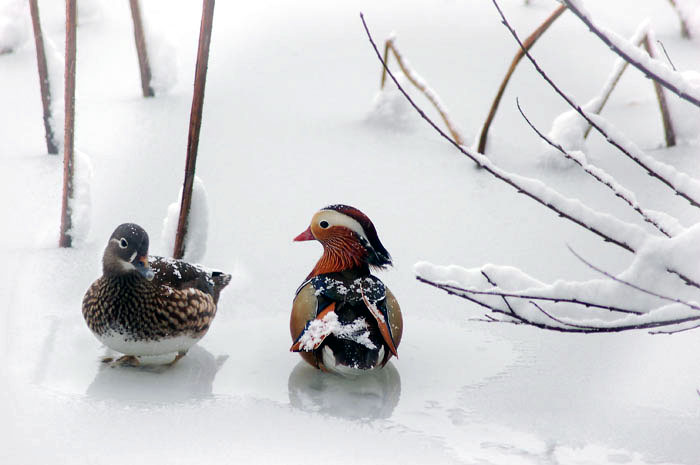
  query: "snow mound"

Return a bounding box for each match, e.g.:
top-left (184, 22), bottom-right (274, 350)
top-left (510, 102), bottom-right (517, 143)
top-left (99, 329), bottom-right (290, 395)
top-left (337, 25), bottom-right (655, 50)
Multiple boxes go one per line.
top-left (0, 0), bottom-right (29, 54)
top-left (367, 71), bottom-right (417, 131)
top-left (161, 175), bottom-right (209, 263)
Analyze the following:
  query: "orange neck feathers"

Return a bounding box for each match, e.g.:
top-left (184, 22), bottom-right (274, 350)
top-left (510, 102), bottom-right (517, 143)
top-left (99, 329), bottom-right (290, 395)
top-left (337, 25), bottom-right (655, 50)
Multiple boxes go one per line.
top-left (308, 230), bottom-right (368, 278)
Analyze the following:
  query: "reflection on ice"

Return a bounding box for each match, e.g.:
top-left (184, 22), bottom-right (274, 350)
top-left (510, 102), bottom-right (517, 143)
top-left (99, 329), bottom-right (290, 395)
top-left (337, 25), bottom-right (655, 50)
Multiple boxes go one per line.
top-left (86, 346), bottom-right (228, 403)
top-left (287, 361), bottom-right (401, 419)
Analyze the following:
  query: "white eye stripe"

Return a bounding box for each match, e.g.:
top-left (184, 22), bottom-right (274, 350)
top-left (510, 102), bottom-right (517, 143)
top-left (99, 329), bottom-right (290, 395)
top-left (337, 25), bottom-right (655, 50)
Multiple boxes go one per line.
top-left (129, 251), bottom-right (137, 262)
top-left (317, 210), bottom-right (368, 241)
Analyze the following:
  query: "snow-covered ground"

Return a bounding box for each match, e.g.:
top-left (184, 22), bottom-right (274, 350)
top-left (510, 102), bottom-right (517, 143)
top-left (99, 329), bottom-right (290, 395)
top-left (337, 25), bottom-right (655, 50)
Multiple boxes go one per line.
top-left (2, 0), bottom-right (700, 463)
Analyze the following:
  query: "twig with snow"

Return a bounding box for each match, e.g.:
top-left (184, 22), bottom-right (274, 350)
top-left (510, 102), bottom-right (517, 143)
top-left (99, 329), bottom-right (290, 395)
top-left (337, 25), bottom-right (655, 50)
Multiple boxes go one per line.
top-left (379, 37), bottom-right (465, 145)
top-left (560, 0), bottom-right (700, 108)
top-left (492, 0), bottom-right (700, 209)
top-left (516, 98), bottom-right (676, 238)
top-left (477, 3), bottom-right (566, 154)
top-left (361, 12), bottom-right (650, 255)
top-left (567, 246), bottom-right (700, 312)
top-left (416, 274), bottom-right (700, 333)
top-left (417, 276), bottom-right (644, 315)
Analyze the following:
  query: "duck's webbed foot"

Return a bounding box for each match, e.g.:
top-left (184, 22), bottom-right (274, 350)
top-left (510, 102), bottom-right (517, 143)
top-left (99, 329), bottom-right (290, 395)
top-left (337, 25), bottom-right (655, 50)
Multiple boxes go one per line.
top-left (167, 350), bottom-right (187, 366)
top-left (112, 355), bottom-right (140, 367)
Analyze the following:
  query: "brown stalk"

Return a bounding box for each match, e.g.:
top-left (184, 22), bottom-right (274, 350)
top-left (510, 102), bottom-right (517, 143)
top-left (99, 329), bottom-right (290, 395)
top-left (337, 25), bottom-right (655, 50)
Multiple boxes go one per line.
top-left (667, 0), bottom-right (691, 39)
top-left (561, 0), bottom-right (700, 108)
top-left (129, 0), bottom-right (154, 97)
top-left (29, 0), bottom-right (58, 154)
top-left (380, 38), bottom-right (465, 145)
top-left (642, 35), bottom-right (676, 147)
top-left (173, 0), bottom-right (215, 260)
top-left (59, 0), bottom-right (77, 248)
top-left (583, 32), bottom-right (676, 147)
top-left (477, 4), bottom-right (565, 154)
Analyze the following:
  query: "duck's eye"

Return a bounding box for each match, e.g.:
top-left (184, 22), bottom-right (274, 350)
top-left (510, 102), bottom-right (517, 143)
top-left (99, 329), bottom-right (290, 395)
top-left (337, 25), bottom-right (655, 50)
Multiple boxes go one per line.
top-left (119, 238), bottom-right (129, 249)
top-left (319, 220), bottom-right (329, 229)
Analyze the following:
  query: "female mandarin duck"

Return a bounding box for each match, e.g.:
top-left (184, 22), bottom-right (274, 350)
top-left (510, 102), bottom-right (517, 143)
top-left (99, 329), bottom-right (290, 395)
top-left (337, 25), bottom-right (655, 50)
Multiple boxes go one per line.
top-left (82, 223), bottom-right (231, 366)
top-left (290, 205), bottom-right (403, 376)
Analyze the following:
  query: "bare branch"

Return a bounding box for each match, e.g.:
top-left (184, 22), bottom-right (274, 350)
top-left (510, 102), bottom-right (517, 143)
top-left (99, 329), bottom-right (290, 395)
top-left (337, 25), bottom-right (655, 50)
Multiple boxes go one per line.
top-left (491, 0), bottom-right (700, 209)
top-left (561, 0), bottom-right (700, 107)
top-left (516, 98), bottom-right (675, 238)
top-left (656, 40), bottom-right (677, 71)
top-left (360, 12), bottom-right (646, 255)
top-left (481, 270), bottom-right (516, 316)
top-left (477, 4), bottom-right (566, 154)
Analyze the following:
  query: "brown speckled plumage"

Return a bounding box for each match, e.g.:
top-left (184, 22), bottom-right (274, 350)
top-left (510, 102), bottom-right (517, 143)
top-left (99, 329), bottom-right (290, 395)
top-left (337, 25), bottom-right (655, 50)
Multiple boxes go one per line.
top-left (82, 272), bottom-right (218, 341)
top-left (82, 223), bottom-right (231, 361)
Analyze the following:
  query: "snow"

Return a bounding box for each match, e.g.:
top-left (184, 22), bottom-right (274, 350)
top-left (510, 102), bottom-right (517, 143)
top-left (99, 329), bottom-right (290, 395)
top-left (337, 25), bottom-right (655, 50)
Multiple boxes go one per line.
top-left (0, 0), bottom-right (28, 54)
top-left (161, 175), bottom-right (209, 263)
top-left (3, 0), bottom-right (700, 464)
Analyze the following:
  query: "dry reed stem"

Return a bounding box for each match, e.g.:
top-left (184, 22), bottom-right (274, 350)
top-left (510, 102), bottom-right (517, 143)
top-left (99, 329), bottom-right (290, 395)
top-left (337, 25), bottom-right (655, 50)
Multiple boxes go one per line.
top-left (173, 0), bottom-right (215, 260)
top-left (29, 0), bottom-right (58, 154)
top-left (129, 0), bottom-right (154, 97)
top-left (380, 38), bottom-right (465, 145)
top-left (59, 0), bottom-right (76, 248)
top-left (477, 4), bottom-right (566, 154)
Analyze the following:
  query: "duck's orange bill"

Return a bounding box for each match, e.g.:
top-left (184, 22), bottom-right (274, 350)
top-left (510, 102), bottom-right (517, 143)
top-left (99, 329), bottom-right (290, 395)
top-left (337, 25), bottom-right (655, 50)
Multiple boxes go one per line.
top-left (293, 226), bottom-right (315, 242)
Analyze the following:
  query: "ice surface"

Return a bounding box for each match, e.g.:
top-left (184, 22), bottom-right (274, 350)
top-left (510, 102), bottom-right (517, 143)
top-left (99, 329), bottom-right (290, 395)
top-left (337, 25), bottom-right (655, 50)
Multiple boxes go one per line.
top-left (2, 1), bottom-right (700, 464)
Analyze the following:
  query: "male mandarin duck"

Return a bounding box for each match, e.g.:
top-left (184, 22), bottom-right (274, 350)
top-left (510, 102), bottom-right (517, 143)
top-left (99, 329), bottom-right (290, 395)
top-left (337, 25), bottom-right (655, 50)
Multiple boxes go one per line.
top-left (82, 223), bottom-right (231, 366)
top-left (290, 205), bottom-right (403, 376)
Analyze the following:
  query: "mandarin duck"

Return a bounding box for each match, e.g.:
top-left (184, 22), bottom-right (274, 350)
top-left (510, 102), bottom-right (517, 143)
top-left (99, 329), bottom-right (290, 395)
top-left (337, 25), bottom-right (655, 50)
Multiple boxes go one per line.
top-left (82, 223), bottom-right (231, 366)
top-left (290, 205), bottom-right (403, 376)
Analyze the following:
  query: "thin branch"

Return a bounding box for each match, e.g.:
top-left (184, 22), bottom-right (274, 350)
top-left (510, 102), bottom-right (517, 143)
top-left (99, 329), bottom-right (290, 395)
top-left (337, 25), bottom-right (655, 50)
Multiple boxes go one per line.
top-left (481, 270), bottom-right (516, 315)
top-left (656, 40), bottom-right (677, 71)
top-left (59, 0), bottom-right (77, 248)
top-left (492, 0), bottom-right (700, 209)
top-left (173, 0), bottom-right (215, 259)
top-left (567, 245), bottom-right (700, 311)
top-left (561, 0), bottom-right (700, 108)
top-left (29, 0), bottom-right (58, 154)
top-left (380, 38), bottom-right (465, 145)
top-left (650, 323), bottom-right (700, 335)
top-left (361, 12), bottom-right (643, 255)
top-left (516, 98), bottom-right (674, 238)
top-left (129, 0), bottom-right (154, 98)
top-left (478, 4), bottom-right (566, 154)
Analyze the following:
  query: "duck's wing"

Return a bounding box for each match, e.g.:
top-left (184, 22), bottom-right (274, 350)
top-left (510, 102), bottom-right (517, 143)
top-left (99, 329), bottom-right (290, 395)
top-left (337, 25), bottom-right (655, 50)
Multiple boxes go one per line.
top-left (292, 274), bottom-right (402, 358)
top-left (149, 256), bottom-right (231, 303)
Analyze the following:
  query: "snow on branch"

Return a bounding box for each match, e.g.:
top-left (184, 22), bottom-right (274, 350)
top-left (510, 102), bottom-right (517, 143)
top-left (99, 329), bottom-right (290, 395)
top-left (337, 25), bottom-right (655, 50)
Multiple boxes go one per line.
top-left (516, 99), bottom-right (680, 239)
top-left (361, 13), bottom-right (650, 256)
top-left (560, 0), bottom-right (700, 108)
top-left (414, 231), bottom-right (700, 333)
top-left (492, 0), bottom-right (700, 210)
